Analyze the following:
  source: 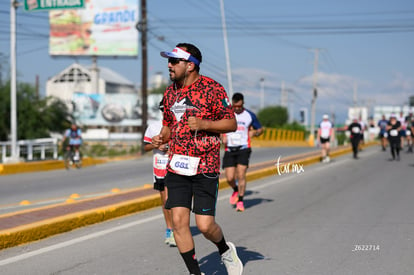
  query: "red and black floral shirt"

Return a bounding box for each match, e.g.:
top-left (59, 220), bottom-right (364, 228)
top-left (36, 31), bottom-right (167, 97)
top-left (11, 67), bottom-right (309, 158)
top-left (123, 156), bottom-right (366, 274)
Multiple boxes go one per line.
top-left (163, 75), bottom-right (234, 174)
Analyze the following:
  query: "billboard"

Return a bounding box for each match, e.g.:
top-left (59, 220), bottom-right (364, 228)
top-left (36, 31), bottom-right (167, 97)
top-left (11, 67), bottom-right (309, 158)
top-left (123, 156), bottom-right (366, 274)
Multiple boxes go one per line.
top-left (49, 0), bottom-right (138, 56)
top-left (72, 93), bottom-right (163, 126)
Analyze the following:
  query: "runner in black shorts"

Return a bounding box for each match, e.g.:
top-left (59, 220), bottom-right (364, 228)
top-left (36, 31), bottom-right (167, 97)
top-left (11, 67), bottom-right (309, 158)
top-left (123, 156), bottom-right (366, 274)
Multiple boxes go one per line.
top-left (222, 148), bottom-right (252, 168)
top-left (152, 43), bottom-right (243, 275)
top-left (222, 93), bottom-right (263, 212)
top-left (165, 172), bottom-right (219, 216)
top-left (319, 137), bottom-right (330, 144)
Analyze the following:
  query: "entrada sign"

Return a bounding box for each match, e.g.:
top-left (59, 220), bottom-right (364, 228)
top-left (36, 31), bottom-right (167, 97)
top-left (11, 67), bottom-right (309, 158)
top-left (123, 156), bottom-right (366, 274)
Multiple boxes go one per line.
top-left (24, 0), bottom-right (84, 11)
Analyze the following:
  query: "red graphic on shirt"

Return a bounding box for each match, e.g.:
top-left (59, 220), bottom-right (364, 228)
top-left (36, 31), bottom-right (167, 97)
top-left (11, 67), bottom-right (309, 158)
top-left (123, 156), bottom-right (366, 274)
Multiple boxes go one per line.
top-left (163, 75), bottom-right (234, 174)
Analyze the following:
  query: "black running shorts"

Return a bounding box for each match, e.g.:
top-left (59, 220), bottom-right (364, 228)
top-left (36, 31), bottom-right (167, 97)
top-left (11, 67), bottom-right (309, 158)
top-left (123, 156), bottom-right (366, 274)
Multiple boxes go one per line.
top-left (319, 137), bottom-right (330, 144)
top-left (222, 148), bottom-right (252, 168)
top-left (153, 177), bottom-right (166, 191)
top-left (165, 172), bottom-right (219, 216)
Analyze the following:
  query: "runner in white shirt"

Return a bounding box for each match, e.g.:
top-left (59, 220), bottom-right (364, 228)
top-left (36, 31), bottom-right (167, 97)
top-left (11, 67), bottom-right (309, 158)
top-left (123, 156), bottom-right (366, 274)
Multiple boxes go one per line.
top-left (405, 111), bottom-right (413, 153)
top-left (317, 114), bottom-right (334, 163)
top-left (222, 93), bottom-right (263, 212)
top-left (398, 111), bottom-right (407, 150)
top-left (144, 100), bottom-right (176, 246)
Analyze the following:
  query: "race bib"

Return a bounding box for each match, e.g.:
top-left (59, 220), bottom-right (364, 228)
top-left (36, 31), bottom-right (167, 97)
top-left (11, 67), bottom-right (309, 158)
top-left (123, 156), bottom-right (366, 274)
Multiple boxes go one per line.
top-left (153, 153), bottom-right (168, 169)
top-left (170, 154), bottom-right (200, 176)
top-left (229, 133), bottom-right (242, 146)
top-left (153, 153), bottom-right (168, 178)
top-left (390, 129), bottom-right (398, 137)
top-left (352, 127), bottom-right (360, 134)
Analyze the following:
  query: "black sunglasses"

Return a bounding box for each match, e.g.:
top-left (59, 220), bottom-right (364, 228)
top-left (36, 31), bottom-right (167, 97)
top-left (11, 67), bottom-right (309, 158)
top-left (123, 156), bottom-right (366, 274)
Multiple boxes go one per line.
top-left (168, 57), bottom-right (188, 65)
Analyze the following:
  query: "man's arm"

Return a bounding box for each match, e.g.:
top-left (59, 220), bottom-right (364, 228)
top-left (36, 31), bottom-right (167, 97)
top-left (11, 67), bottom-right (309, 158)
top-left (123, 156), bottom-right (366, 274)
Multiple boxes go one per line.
top-left (144, 142), bottom-right (169, 152)
top-left (249, 111), bottom-right (263, 137)
top-left (187, 117), bottom-right (237, 133)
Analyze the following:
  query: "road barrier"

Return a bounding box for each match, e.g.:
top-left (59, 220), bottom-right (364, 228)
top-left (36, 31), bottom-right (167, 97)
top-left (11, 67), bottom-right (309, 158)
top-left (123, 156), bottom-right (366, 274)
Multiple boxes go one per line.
top-left (252, 128), bottom-right (309, 147)
top-left (0, 138), bottom-right (58, 163)
top-left (256, 128), bottom-right (306, 142)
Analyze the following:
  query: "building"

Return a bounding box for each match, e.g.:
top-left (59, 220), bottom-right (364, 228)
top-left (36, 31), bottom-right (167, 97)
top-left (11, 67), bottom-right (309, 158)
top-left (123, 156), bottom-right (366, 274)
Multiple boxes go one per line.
top-left (46, 63), bottom-right (164, 143)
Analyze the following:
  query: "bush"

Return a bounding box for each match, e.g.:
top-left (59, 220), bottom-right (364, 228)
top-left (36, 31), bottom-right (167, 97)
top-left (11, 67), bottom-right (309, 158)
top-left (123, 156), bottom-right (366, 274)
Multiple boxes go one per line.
top-left (336, 132), bottom-right (347, 146)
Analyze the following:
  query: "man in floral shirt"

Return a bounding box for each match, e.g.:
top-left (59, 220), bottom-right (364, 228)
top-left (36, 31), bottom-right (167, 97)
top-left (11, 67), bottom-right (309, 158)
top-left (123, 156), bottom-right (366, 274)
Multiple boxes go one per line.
top-left (152, 43), bottom-right (243, 275)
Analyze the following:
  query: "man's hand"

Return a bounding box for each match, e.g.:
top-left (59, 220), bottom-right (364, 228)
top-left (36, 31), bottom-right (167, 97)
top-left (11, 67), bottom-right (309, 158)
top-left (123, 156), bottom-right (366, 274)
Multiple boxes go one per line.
top-left (188, 116), bottom-right (207, 131)
top-left (159, 143), bottom-right (169, 152)
top-left (152, 134), bottom-right (163, 148)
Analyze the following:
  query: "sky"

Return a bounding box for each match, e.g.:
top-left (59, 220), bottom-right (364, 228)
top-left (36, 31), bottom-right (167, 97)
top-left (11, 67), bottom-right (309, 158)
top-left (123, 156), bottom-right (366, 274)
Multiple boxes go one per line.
top-left (1, 0), bottom-right (414, 125)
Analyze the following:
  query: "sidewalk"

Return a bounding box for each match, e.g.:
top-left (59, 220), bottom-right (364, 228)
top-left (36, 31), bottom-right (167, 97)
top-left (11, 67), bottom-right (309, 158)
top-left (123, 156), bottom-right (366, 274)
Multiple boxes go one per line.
top-left (0, 144), bottom-right (366, 250)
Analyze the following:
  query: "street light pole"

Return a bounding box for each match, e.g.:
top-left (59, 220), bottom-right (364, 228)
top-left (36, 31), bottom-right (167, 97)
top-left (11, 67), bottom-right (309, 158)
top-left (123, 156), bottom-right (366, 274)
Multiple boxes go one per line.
top-left (219, 0), bottom-right (233, 97)
top-left (10, 0), bottom-right (18, 162)
top-left (260, 77), bottom-right (264, 110)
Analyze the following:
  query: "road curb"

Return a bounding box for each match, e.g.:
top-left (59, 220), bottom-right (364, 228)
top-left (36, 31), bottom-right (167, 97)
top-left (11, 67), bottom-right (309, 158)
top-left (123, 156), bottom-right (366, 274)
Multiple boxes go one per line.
top-left (0, 143), bottom-right (375, 250)
top-left (0, 158), bottom-right (107, 175)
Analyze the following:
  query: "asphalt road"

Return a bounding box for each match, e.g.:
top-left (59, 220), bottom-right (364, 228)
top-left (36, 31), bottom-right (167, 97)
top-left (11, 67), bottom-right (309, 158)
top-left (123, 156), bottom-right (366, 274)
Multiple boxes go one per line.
top-left (0, 147), bottom-right (316, 214)
top-left (0, 146), bottom-right (413, 274)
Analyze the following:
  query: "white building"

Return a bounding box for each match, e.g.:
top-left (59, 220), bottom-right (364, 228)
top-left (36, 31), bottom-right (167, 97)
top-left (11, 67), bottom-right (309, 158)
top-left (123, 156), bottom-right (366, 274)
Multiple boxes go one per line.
top-left (46, 63), bottom-right (136, 114)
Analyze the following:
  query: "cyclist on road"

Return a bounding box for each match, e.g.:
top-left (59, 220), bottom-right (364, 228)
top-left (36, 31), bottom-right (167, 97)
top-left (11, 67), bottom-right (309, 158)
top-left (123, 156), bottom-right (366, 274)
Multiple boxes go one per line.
top-left (62, 123), bottom-right (82, 161)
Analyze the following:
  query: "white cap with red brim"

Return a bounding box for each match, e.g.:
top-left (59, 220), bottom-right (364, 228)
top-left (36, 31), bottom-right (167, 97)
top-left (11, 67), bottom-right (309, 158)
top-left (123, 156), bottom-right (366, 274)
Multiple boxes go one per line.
top-left (160, 47), bottom-right (201, 66)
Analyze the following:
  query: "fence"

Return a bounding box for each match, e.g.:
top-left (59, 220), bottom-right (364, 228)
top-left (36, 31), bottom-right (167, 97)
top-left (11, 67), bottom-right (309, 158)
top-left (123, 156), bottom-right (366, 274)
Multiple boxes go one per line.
top-left (0, 138), bottom-right (59, 163)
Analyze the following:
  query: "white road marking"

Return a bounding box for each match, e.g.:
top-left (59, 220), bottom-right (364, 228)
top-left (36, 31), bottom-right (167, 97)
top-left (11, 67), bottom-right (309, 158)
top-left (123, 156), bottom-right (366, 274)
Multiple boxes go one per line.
top-left (0, 215), bottom-right (162, 266)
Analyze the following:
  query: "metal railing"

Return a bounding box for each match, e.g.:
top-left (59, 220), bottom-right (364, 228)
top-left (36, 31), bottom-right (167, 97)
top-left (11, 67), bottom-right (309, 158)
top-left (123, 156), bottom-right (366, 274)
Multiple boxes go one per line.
top-left (0, 138), bottom-right (59, 163)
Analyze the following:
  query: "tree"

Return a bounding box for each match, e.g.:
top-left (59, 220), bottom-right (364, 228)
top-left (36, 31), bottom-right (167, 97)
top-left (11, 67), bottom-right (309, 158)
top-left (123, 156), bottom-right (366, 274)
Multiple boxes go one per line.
top-left (149, 83), bottom-right (168, 95)
top-left (0, 80), bottom-right (71, 141)
top-left (257, 106), bottom-right (289, 127)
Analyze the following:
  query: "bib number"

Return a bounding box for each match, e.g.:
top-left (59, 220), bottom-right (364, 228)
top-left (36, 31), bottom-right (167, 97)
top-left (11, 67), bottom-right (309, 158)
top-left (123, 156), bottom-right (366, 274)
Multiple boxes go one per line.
top-left (229, 133), bottom-right (242, 146)
top-left (170, 154), bottom-right (200, 176)
top-left (352, 127), bottom-right (360, 134)
top-left (390, 129), bottom-right (398, 137)
top-left (153, 153), bottom-right (168, 178)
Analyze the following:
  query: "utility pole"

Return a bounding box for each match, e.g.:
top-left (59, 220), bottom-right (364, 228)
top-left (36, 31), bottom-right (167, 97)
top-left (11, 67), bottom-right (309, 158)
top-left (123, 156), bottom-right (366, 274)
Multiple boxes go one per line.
top-left (9, 0), bottom-right (18, 162)
top-left (91, 56), bottom-right (100, 95)
top-left (219, 0), bottom-right (233, 97)
top-left (281, 80), bottom-right (287, 107)
top-left (309, 48), bottom-right (320, 147)
top-left (260, 77), bottom-right (264, 110)
top-left (353, 81), bottom-right (358, 107)
top-left (137, 0), bottom-right (148, 155)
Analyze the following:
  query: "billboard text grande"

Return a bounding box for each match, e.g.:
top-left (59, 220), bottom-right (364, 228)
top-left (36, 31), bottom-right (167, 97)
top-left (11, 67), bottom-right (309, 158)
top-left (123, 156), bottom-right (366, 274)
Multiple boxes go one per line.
top-left (94, 10), bottom-right (136, 24)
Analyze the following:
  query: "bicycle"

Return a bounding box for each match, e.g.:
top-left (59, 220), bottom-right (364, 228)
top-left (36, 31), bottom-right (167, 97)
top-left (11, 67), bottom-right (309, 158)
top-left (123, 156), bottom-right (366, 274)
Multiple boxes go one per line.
top-left (64, 146), bottom-right (82, 169)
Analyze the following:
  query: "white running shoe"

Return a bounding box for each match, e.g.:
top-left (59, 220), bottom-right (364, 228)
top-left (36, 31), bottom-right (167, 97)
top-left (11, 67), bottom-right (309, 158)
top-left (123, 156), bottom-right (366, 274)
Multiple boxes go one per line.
top-left (165, 229), bottom-right (172, 245)
top-left (168, 231), bottom-right (176, 247)
top-left (221, 242), bottom-right (243, 275)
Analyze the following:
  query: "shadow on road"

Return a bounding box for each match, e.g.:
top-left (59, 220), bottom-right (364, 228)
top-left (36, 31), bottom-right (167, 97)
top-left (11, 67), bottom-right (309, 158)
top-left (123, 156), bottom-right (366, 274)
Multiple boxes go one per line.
top-left (199, 245), bottom-right (268, 274)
